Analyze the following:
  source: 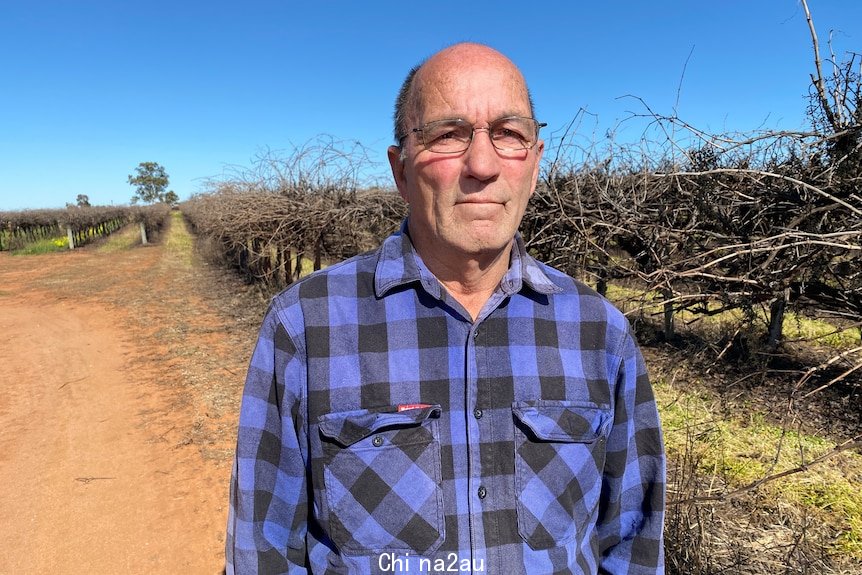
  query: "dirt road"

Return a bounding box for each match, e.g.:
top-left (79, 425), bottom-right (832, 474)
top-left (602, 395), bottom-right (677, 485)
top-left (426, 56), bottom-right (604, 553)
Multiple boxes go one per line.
top-left (0, 215), bottom-right (261, 574)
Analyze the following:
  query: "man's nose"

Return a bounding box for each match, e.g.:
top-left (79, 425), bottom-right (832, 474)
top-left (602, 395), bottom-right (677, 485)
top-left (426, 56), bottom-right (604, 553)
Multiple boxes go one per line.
top-left (464, 128), bottom-right (501, 180)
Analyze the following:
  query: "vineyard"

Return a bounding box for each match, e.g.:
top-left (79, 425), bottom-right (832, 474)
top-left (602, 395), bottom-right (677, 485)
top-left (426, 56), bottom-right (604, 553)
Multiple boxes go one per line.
top-left (183, 149), bottom-right (861, 350)
top-left (0, 203), bottom-right (172, 251)
top-left (182, 147), bottom-right (861, 572)
top-left (179, 36), bottom-right (862, 573)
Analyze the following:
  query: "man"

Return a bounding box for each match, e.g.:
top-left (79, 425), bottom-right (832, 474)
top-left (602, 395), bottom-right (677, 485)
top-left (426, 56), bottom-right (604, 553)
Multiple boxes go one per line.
top-left (226, 43), bottom-right (665, 574)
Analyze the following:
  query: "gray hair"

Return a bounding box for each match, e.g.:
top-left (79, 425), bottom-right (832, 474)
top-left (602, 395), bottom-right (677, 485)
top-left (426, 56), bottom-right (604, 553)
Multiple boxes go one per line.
top-left (393, 62), bottom-right (424, 145)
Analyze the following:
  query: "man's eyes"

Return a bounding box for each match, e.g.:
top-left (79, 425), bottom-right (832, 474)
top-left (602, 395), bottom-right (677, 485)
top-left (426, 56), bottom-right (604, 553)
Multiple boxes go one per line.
top-left (493, 127), bottom-right (522, 138)
top-left (491, 125), bottom-right (528, 142)
top-left (423, 119), bottom-right (532, 147)
top-left (437, 130), bottom-right (462, 140)
top-left (429, 124), bottom-right (471, 140)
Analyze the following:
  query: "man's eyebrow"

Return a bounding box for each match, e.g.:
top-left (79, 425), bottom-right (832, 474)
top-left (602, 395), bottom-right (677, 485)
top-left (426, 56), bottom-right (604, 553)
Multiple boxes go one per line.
top-left (421, 117), bottom-right (466, 124)
top-left (420, 113), bottom-right (531, 125)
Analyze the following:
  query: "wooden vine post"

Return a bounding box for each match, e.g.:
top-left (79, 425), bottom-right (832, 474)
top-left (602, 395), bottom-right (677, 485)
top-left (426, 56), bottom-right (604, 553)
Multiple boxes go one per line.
top-left (66, 225), bottom-right (75, 250)
top-left (662, 287), bottom-right (675, 340)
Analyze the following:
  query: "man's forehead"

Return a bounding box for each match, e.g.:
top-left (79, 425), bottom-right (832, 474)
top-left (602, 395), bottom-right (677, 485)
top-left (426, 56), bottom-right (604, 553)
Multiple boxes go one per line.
top-left (409, 53), bottom-right (530, 119)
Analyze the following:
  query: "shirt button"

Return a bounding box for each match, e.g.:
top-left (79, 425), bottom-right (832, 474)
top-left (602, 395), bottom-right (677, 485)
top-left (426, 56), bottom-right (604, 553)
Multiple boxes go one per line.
top-left (372, 436), bottom-right (383, 447)
top-left (473, 408), bottom-right (483, 419)
top-left (477, 486), bottom-right (487, 499)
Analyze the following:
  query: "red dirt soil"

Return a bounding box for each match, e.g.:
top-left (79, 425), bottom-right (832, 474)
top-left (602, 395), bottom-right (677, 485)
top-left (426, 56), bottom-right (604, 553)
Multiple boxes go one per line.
top-left (0, 219), bottom-right (259, 574)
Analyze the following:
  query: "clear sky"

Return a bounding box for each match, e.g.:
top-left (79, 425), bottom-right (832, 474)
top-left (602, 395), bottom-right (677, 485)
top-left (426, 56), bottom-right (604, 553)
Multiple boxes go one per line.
top-left (2, 1), bottom-right (860, 210)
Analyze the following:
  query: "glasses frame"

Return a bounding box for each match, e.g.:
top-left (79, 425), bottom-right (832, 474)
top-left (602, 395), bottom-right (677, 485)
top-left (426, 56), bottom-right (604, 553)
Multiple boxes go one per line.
top-left (400, 116), bottom-right (547, 154)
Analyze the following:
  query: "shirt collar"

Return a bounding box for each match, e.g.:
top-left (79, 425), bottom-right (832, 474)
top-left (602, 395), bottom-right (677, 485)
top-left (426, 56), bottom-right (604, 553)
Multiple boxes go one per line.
top-left (374, 219), bottom-right (562, 299)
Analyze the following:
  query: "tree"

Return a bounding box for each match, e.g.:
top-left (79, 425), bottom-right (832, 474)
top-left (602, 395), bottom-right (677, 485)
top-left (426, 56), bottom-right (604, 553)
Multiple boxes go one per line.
top-left (163, 190), bottom-right (179, 206)
top-left (76, 194), bottom-right (91, 207)
top-left (128, 162), bottom-right (169, 204)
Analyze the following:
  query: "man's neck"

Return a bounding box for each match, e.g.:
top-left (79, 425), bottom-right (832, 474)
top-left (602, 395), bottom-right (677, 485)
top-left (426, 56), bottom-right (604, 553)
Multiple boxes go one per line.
top-left (413, 238), bottom-right (514, 322)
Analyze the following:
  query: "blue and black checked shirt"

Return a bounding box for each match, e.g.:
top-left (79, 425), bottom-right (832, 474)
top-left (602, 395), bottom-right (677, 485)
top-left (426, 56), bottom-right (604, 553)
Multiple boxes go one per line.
top-left (226, 221), bottom-right (665, 574)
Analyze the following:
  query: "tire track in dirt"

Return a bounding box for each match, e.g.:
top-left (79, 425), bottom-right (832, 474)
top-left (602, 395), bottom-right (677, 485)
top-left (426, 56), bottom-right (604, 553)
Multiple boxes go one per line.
top-left (0, 215), bottom-right (262, 574)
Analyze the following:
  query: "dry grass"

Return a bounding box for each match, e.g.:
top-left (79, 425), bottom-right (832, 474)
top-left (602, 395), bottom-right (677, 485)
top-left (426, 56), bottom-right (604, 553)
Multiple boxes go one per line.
top-left (656, 378), bottom-right (862, 571)
top-left (594, 281), bottom-right (862, 572)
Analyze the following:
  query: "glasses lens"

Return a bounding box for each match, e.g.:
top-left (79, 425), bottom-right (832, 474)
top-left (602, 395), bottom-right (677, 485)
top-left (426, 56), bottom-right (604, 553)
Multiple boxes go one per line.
top-left (489, 117), bottom-right (537, 151)
top-left (422, 119), bottom-right (473, 153)
top-left (417, 117), bottom-right (540, 153)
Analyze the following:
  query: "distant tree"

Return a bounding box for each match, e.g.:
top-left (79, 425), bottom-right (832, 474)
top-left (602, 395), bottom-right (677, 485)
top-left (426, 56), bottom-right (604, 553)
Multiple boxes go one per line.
top-left (76, 194), bottom-right (91, 207)
top-left (128, 162), bottom-right (170, 204)
top-left (163, 190), bottom-right (179, 206)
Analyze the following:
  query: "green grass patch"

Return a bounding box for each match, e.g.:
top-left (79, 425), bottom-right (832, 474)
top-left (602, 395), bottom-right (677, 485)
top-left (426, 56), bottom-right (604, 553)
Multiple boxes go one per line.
top-left (655, 380), bottom-right (862, 558)
top-left (166, 211), bottom-right (196, 268)
top-left (10, 236), bottom-right (69, 255)
top-left (605, 284), bottom-right (858, 349)
top-left (96, 224), bottom-right (142, 252)
top-left (782, 311), bottom-right (860, 348)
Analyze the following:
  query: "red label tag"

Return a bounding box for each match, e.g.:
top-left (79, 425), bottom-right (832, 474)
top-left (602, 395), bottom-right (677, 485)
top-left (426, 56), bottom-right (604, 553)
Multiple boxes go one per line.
top-left (397, 403), bottom-right (432, 412)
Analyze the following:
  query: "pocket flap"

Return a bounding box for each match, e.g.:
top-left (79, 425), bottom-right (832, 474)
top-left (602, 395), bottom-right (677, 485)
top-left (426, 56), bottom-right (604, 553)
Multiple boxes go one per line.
top-left (319, 404), bottom-right (441, 447)
top-left (513, 402), bottom-right (610, 442)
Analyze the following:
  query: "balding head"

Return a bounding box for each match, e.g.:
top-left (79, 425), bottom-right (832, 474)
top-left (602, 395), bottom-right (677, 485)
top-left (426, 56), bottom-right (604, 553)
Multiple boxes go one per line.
top-left (393, 43), bottom-right (536, 144)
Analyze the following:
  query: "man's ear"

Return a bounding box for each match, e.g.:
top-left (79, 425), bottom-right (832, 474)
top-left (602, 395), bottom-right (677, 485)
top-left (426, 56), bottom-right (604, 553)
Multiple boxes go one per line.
top-left (529, 139), bottom-right (545, 197)
top-left (387, 145), bottom-right (409, 202)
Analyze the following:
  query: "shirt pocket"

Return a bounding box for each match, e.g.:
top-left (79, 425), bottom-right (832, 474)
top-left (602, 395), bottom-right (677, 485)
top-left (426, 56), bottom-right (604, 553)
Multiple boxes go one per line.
top-left (318, 404), bottom-right (445, 555)
top-left (512, 401), bottom-right (611, 550)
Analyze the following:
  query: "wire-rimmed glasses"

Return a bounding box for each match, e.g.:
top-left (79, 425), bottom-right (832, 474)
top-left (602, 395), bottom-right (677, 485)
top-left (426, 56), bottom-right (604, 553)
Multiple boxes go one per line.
top-left (401, 116), bottom-right (546, 155)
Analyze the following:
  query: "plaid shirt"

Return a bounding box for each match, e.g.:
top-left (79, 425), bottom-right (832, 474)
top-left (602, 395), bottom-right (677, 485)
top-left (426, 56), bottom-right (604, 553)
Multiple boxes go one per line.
top-left (226, 222), bottom-right (665, 574)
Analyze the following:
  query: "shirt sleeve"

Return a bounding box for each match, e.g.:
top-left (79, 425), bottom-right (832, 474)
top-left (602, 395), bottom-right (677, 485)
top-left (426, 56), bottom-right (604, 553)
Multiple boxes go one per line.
top-left (597, 328), bottom-right (666, 574)
top-left (226, 302), bottom-right (309, 574)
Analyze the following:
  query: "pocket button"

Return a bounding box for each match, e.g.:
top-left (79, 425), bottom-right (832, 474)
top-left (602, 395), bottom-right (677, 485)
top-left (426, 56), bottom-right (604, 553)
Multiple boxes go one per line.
top-left (372, 435), bottom-right (383, 447)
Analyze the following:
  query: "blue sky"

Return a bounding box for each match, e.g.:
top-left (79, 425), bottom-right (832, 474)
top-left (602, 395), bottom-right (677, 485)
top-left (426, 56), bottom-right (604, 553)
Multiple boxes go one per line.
top-left (2, 1), bottom-right (860, 210)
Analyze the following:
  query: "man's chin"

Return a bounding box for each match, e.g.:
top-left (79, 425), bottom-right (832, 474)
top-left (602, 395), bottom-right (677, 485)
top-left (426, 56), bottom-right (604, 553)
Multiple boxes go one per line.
top-left (447, 230), bottom-right (513, 259)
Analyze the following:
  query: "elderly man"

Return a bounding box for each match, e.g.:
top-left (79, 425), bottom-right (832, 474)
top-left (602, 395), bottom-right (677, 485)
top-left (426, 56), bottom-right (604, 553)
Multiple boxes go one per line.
top-left (226, 43), bottom-right (665, 574)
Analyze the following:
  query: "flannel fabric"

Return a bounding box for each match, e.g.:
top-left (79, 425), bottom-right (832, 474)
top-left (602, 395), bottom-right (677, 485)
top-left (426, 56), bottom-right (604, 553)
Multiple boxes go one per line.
top-left (226, 221), bottom-right (665, 574)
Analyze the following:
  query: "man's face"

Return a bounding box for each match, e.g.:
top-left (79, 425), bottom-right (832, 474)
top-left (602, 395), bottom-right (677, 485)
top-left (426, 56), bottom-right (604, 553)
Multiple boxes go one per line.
top-left (388, 46), bottom-right (544, 268)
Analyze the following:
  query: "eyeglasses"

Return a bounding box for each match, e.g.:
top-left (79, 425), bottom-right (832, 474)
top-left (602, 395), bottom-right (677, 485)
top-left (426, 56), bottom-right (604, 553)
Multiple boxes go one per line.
top-left (401, 116), bottom-right (546, 154)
